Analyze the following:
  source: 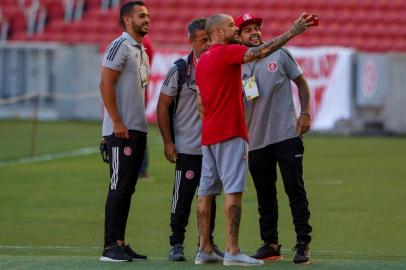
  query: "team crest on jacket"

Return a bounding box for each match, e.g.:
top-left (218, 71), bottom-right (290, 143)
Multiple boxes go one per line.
top-left (268, 62), bottom-right (278, 72)
top-left (186, 170), bottom-right (195, 180)
top-left (124, 146), bottom-right (132, 156)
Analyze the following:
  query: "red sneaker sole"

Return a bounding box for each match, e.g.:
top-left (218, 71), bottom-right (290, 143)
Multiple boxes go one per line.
top-left (262, 255), bottom-right (283, 261)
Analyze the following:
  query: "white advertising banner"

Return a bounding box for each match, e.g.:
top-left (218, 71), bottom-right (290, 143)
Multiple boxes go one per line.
top-left (289, 47), bottom-right (354, 130)
top-left (146, 47), bottom-right (354, 131)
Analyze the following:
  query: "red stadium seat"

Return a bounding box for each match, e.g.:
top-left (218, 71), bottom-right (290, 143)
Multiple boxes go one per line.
top-left (9, 14), bottom-right (27, 33)
top-left (1, 0), bottom-right (405, 52)
top-left (43, 1), bottom-right (64, 20)
top-left (46, 19), bottom-right (68, 32)
top-left (85, 0), bottom-right (102, 9)
top-left (2, 5), bottom-right (20, 19)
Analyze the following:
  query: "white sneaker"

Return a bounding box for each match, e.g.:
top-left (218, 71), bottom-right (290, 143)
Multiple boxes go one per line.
top-left (223, 252), bottom-right (264, 266)
top-left (195, 250), bottom-right (223, 264)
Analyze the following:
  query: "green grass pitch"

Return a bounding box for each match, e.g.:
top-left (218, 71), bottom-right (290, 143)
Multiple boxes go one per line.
top-left (0, 120), bottom-right (405, 269)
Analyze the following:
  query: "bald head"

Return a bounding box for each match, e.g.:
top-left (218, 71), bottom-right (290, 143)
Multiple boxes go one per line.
top-left (205, 14), bottom-right (229, 36)
top-left (205, 14), bottom-right (240, 45)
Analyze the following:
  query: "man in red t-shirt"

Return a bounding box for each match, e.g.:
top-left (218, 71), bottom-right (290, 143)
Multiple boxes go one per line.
top-left (194, 13), bottom-right (313, 266)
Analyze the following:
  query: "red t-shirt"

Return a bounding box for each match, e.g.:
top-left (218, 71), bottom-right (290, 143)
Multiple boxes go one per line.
top-left (196, 44), bottom-right (248, 145)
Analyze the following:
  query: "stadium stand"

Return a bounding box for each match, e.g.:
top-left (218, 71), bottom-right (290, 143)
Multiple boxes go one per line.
top-left (1, 0), bottom-right (405, 51)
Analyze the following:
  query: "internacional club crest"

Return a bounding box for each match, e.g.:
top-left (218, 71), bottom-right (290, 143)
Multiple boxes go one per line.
top-left (124, 146), bottom-right (132, 156)
top-left (243, 13), bottom-right (252, 21)
top-left (185, 170), bottom-right (195, 180)
top-left (268, 62), bottom-right (278, 72)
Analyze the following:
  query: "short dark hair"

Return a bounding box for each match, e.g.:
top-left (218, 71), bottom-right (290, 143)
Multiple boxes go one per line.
top-left (187, 18), bottom-right (207, 39)
top-left (120, 1), bottom-right (145, 27)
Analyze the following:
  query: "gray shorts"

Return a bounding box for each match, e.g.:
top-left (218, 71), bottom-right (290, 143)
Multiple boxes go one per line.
top-left (198, 137), bottom-right (247, 196)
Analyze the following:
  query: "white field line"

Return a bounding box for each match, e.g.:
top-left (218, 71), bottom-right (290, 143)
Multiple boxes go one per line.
top-left (0, 147), bottom-right (98, 167)
top-left (0, 139), bottom-right (164, 168)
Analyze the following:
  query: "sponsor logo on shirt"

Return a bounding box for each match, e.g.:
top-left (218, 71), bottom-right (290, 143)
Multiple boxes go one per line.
top-left (186, 170), bottom-right (195, 180)
top-left (268, 62), bottom-right (278, 72)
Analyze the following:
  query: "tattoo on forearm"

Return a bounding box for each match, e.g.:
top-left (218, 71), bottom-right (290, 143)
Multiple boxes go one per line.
top-left (229, 205), bottom-right (241, 240)
top-left (246, 31), bottom-right (294, 59)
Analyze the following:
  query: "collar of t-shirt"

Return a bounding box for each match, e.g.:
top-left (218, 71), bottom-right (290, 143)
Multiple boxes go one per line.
top-left (209, 44), bottom-right (222, 50)
top-left (121, 32), bottom-right (142, 48)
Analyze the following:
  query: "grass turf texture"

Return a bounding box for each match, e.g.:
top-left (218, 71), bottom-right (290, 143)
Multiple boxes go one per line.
top-left (0, 120), bottom-right (405, 269)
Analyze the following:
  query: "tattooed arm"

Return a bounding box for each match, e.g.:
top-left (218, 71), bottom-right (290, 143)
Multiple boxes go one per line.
top-left (243, 13), bottom-right (313, 63)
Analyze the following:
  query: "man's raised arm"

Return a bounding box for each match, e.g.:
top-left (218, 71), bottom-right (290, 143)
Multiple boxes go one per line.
top-left (243, 13), bottom-right (313, 63)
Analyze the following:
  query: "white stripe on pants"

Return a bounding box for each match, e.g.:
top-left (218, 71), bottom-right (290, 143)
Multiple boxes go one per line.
top-left (171, 170), bottom-right (182, 214)
top-left (110, 147), bottom-right (119, 190)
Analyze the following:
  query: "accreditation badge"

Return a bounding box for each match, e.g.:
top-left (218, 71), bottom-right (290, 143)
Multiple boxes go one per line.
top-left (139, 64), bottom-right (149, 88)
top-left (242, 76), bottom-right (259, 101)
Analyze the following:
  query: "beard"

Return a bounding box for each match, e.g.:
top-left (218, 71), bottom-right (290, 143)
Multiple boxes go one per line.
top-left (225, 33), bottom-right (241, 44)
top-left (132, 21), bottom-right (149, 36)
top-left (245, 34), bottom-right (261, 47)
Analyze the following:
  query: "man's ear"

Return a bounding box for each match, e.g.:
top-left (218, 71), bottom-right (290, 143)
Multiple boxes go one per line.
top-left (123, 16), bottom-right (131, 26)
top-left (216, 27), bottom-right (224, 38)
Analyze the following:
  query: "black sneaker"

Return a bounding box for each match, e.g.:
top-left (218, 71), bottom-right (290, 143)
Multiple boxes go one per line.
top-left (100, 243), bottom-right (133, 262)
top-left (212, 244), bottom-right (224, 258)
top-left (292, 241), bottom-right (310, 264)
top-left (169, 244), bottom-right (186, 261)
top-left (124, 244), bottom-right (147, 260)
top-left (251, 243), bottom-right (283, 261)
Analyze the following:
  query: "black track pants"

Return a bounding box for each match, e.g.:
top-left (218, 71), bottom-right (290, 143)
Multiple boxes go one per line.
top-left (248, 137), bottom-right (312, 244)
top-left (169, 153), bottom-right (217, 246)
top-left (104, 130), bottom-right (146, 246)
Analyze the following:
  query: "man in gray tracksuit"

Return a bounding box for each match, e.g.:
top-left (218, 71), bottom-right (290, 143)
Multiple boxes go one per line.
top-left (156, 18), bottom-right (222, 262)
